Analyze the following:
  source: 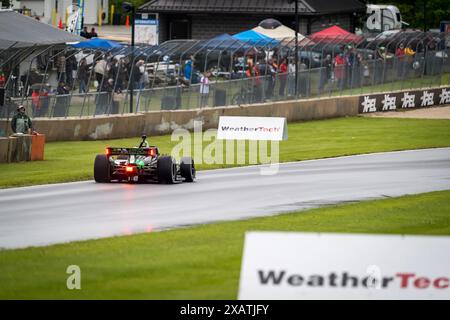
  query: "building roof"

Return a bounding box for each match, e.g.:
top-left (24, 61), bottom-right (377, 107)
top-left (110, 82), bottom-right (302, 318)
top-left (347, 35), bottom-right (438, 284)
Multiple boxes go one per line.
top-left (0, 10), bottom-right (82, 49)
top-left (139, 0), bottom-right (366, 15)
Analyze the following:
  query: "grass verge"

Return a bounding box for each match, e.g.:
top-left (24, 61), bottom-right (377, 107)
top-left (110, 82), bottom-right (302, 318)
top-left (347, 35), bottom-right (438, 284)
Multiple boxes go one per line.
top-left (0, 190), bottom-right (449, 299)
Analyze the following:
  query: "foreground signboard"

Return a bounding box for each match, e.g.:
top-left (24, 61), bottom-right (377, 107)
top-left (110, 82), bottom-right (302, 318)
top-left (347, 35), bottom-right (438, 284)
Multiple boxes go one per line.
top-left (238, 232), bottom-right (450, 300)
top-left (217, 116), bottom-right (288, 141)
top-left (359, 86), bottom-right (450, 113)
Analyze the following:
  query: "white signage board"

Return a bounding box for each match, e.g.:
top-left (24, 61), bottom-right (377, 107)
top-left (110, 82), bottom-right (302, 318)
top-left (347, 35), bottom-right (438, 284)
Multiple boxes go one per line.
top-left (136, 15), bottom-right (159, 45)
top-left (217, 116), bottom-right (287, 141)
top-left (238, 232), bottom-right (450, 300)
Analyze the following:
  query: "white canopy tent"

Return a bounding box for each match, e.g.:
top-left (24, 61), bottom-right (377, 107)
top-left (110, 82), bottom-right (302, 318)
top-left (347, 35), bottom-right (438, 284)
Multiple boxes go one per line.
top-left (253, 25), bottom-right (305, 41)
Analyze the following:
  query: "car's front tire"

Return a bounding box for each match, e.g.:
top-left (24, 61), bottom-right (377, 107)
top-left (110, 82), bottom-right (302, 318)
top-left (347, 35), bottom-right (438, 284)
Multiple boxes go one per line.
top-left (94, 154), bottom-right (111, 183)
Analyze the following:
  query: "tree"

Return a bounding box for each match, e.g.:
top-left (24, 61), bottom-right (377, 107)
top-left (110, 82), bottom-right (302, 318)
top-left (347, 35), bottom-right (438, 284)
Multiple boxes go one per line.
top-left (1, 0), bottom-right (11, 8)
top-left (372, 0), bottom-right (450, 30)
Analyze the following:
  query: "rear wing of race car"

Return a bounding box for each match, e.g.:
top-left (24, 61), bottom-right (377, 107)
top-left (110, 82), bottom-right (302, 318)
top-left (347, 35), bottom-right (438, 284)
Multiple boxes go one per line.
top-left (105, 147), bottom-right (159, 157)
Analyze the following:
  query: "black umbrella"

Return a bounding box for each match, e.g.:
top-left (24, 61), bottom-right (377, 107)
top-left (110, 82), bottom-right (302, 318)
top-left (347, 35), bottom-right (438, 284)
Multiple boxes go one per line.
top-left (258, 19), bottom-right (283, 30)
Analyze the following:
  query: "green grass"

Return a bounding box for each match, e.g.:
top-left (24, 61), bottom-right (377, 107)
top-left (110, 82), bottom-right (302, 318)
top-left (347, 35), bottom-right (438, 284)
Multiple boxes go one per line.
top-left (1, 117), bottom-right (450, 188)
top-left (0, 189), bottom-right (449, 299)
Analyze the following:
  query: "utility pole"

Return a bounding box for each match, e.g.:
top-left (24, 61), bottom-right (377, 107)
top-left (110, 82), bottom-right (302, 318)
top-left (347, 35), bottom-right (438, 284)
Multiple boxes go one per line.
top-left (423, 0), bottom-right (427, 32)
top-left (294, 0), bottom-right (299, 97)
top-left (123, 2), bottom-right (136, 113)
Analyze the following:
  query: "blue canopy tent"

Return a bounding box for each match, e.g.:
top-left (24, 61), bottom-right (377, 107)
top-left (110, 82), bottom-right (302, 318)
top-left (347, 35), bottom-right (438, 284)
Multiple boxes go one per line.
top-left (70, 38), bottom-right (123, 51)
top-left (232, 30), bottom-right (279, 47)
top-left (202, 33), bottom-right (252, 51)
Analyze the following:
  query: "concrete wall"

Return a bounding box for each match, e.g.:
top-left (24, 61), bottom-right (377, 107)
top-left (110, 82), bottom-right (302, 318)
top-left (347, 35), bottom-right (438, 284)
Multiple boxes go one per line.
top-left (0, 95), bottom-right (360, 142)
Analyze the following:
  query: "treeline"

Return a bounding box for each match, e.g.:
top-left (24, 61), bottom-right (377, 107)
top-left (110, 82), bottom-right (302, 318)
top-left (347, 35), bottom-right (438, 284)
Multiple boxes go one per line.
top-left (370, 0), bottom-right (449, 30)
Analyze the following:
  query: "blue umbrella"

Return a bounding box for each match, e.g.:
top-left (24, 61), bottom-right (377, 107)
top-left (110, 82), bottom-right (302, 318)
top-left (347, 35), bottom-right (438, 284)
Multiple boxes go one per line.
top-left (70, 38), bottom-right (123, 50)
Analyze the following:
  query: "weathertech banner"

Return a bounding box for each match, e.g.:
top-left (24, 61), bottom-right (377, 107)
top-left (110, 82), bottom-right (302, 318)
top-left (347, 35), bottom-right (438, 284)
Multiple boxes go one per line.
top-left (217, 116), bottom-right (288, 141)
top-left (359, 87), bottom-right (450, 113)
top-left (238, 232), bottom-right (450, 300)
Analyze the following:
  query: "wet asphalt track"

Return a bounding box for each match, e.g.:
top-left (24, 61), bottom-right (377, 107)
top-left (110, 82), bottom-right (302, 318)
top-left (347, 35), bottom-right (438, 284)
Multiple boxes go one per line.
top-left (1, 148), bottom-right (450, 249)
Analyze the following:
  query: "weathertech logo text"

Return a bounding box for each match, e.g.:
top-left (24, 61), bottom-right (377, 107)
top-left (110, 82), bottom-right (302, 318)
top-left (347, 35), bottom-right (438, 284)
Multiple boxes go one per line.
top-left (258, 270), bottom-right (449, 289)
top-left (220, 126), bottom-right (281, 133)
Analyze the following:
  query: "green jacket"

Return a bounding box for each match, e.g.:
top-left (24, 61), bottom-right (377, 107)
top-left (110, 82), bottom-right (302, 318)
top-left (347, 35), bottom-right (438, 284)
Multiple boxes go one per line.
top-left (11, 112), bottom-right (32, 134)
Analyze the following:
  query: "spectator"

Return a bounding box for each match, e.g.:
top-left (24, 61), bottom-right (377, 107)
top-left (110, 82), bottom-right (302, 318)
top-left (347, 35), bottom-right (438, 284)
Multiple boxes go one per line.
top-left (108, 58), bottom-right (119, 89)
top-left (65, 53), bottom-right (77, 87)
top-left (345, 45), bottom-right (356, 88)
top-left (80, 26), bottom-right (89, 38)
top-left (116, 58), bottom-right (128, 93)
top-left (287, 58), bottom-right (296, 97)
top-left (132, 60), bottom-right (145, 89)
top-left (31, 89), bottom-right (41, 116)
top-left (96, 78), bottom-right (114, 115)
top-left (53, 81), bottom-right (70, 117)
top-left (90, 27), bottom-right (98, 38)
top-left (396, 43), bottom-right (406, 78)
top-left (0, 70), bottom-right (5, 87)
top-left (57, 81), bottom-right (70, 95)
top-left (265, 58), bottom-right (277, 100)
top-left (55, 54), bottom-right (66, 83)
top-left (245, 63), bottom-right (253, 78)
top-left (334, 53), bottom-right (346, 90)
top-left (11, 105), bottom-right (32, 134)
top-left (278, 58), bottom-right (288, 98)
top-left (395, 43), bottom-right (406, 58)
top-left (376, 46), bottom-right (388, 61)
top-left (182, 59), bottom-right (192, 85)
top-left (38, 86), bottom-right (50, 117)
top-left (77, 58), bottom-right (89, 93)
top-left (199, 70), bottom-right (211, 108)
top-left (318, 54), bottom-right (332, 94)
top-left (252, 63), bottom-right (262, 103)
top-left (298, 61), bottom-right (309, 97)
top-left (94, 56), bottom-right (107, 90)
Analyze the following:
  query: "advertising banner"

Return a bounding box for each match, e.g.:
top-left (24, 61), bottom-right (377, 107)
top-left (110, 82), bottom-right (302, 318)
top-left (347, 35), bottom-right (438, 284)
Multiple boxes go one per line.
top-left (217, 116), bottom-right (288, 141)
top-left (238, 232), bottom-right (450, 300)
top-left (359, 87), bottom-right (450, 113)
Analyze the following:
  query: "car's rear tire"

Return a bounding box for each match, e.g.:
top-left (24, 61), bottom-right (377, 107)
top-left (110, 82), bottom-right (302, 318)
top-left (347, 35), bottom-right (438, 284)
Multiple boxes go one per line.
top-left (180, 157), bottom-right (195, 182)
top-left (157, 156), bottom-right (176, 184)
top-left (94, 154), bottom-right (111, 183)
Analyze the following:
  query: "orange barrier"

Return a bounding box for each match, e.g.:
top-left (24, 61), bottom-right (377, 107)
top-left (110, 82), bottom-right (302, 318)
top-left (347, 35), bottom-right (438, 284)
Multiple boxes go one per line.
top-left (31, 134), bottom-right (45, 161)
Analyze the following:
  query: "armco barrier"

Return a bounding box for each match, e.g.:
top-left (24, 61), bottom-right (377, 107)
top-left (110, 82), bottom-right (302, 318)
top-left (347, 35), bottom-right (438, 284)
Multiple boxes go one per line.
top-left (0, 95), bottom-right (360, 142)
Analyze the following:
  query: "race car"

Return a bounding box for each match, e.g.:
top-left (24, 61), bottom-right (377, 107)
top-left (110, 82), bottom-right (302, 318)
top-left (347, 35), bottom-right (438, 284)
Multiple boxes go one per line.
top-left (94, 135), bottom-right (196, 184)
